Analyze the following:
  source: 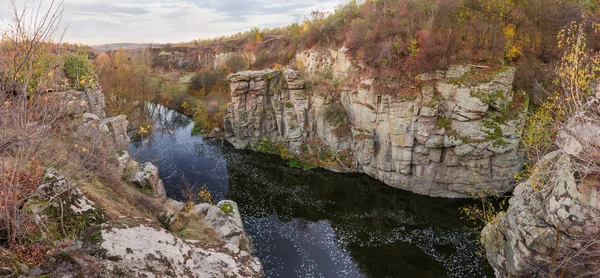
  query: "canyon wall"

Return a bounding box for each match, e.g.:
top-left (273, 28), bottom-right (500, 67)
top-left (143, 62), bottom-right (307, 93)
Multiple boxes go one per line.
top-left (482, 89), bottom-right (600, 277)
top-left (223, 49), bottom-right (527, 198)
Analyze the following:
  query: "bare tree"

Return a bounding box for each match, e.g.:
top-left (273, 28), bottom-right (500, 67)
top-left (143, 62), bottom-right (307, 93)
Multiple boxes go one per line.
top-left (0, 0), bottom-right (67, 250)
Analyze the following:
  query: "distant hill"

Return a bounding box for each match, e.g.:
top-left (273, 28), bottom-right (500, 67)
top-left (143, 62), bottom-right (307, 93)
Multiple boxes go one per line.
top-left (91, 43), bottom-right (161, 52)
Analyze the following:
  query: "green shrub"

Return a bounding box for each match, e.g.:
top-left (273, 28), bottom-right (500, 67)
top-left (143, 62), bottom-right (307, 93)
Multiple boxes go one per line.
top-left (219, 203), bottom-right (233, 214)
top-left (64, 53), bottom-right (94, 87)
top-left (189, 70), bottom-right (220, 92)
top-left (436, 117), bottom-right (452, 128)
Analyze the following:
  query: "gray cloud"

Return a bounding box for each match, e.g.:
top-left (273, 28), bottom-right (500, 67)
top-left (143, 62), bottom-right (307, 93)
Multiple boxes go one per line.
top-left (0, 0), bottom-right (350, 44)
top-left (67, 3), bottom-right (150, 15)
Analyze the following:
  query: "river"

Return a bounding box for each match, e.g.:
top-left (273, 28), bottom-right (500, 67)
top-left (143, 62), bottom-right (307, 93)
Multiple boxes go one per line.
top-left (129, 104), bottom-right (492, 278)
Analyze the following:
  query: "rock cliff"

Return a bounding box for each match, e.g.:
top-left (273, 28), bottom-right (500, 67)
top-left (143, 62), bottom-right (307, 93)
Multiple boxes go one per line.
top-left (482, 90), bottom-right (600, 277)
top-left (224, 54), bottom-right (527, 197)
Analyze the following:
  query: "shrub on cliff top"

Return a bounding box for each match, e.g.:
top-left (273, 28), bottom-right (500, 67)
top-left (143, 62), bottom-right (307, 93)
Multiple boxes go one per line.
top-left (64, 52), bottom-right (94, 88)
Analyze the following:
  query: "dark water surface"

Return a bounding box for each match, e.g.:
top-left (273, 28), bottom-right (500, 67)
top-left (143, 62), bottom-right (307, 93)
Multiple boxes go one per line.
top-left (129, 104), bottom-right (492, 278)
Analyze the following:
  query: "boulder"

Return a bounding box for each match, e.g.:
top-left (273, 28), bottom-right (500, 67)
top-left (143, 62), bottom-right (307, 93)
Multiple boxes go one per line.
top-left (482, 151), bottom-right (600, 277)
top-left (128, 162), bottom-right (166, 200)
top-left (25, 218), bottom-right (263, 278)
top-left (24, 169), bottom-right (105, 241)
top-left (115, 150), bottom-right (130, 174)
top-left (81, 88), bottom-right (106, 119)
top-left (446, 64), bottom-right (472, 79)
top-left (99, 115), bottom-right (130, 151)
top-left (201, 200), bottom-right (246, 251)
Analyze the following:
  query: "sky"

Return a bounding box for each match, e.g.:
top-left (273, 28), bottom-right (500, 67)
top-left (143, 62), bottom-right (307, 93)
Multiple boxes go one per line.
top-left (0, 0), bottom-right (349, 45)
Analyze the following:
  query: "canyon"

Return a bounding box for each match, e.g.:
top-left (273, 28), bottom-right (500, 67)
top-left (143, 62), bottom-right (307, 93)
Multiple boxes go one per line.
top-left (223, 48), bottom-right (527, 198)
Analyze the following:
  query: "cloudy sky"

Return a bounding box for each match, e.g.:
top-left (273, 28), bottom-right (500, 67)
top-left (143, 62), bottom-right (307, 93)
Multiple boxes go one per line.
top-left (0, 0), bottom-right (349, 45)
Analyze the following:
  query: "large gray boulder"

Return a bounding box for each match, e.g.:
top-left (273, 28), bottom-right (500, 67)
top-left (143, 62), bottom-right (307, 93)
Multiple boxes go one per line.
top-left (100, 115), bottom-right (130, 150)
top-left (198, 200), bottom-right (247, 252)
top-left (166, 199), bottom-right (252, 253)
top-left (128, 162), bottom-right (166, 200)
top-left (26, 217), bottom-right (263, 278)
top-left (81, 87), bottom-right (107, 119)
top-left (24, 168), bottom-right (105, 241)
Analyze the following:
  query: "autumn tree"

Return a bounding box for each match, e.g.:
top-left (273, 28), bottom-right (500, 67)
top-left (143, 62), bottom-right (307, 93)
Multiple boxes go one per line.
top-left (94, 47), bottom-right (159, 130)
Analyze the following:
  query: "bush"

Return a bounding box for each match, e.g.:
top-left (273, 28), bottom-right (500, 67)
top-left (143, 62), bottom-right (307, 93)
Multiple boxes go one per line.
top-left (64, 53), bottom-right (94, 86)
top-left (189, 71), bottom-right (219, 92)
top-left (225, 54), bottom-right (247, 73)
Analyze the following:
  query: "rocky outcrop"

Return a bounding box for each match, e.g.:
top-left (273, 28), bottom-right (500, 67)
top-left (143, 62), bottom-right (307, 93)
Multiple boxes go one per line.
top-left (26, 217), bottom-right (263, 278)
top-left (60, 86), bottom-right (130, 152)
top-left (35, 84), bottom-right (262, 277)
top-left (128, 162), bottom-right (167, 200)
top-left (165, 199), bottom-right (253, 253)
top-left (296, 46), bottom-right (353, 79)
top-left (224, 64), bottom-right (527, 198)
top-left (99, 115), bottom-right (130, 150)
top-left (482, 96), bottom-right (600, 277)
top-left (198, 200), bottom-right (248, 251)
top-left (25, 168), bottom-right (105, 241)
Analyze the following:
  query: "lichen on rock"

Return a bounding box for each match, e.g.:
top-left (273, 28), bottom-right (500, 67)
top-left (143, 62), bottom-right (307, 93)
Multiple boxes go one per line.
top-left (482, 99), bottom-right (600, 277)
top-left (128, 162), bottom-right (167, 200)
top-left (26, 217), bottom-right (263, 278)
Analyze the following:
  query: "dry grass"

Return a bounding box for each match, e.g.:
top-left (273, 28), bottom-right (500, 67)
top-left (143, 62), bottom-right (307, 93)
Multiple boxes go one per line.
top-left (79, 175), bottom-right (167, 220)
top-left (175, 213), bottom-right (221, 246)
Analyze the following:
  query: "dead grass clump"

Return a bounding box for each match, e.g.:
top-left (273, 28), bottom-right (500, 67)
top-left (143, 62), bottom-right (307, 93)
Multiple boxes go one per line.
top-left (175, 214), bottom-right (220, 247)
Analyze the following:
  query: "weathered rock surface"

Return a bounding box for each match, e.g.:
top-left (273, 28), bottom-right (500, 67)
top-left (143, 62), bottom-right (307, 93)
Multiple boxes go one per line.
top-left (165, 199), bottom-right (252, 253)
top-left (64, 87), bottom-right (130, 152)
top-left (25, 168), bottom-right (105, 240)
top-left (99, 115), bottom-right (130, 150)
top-left (81, 87), bottom-right (107, 119)
top-left (224, 63), bottom-right (527, 198)
top-left (198, 200), bottom-right (248, 252)
top-left (483, 102), bottom-right (600, 277)
top-left (128, 162), bottom-right (167, 200)
top-left (26, 217), bottom-right (263, 278)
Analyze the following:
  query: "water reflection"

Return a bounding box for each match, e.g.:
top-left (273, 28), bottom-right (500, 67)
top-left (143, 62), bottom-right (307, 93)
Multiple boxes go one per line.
top-left (130, 104), bottom-right (492, 278)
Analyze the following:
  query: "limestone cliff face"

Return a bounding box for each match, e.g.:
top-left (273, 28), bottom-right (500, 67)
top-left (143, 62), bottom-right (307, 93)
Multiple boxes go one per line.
top-left (153, 46), bottom-right (255, 70)
top-left (482, 94), bottom-right (600, 277)
top-left (223, 49), bottom-right (527, 198)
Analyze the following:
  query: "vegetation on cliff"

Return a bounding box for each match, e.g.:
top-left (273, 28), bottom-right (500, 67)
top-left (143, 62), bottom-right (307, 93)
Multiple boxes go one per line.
top-left (459, 20), bottom-right (600, 276)
top-left (126, 0), bottom-right (600, 137)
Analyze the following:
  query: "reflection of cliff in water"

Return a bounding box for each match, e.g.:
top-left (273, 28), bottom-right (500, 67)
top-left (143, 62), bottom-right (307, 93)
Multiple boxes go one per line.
top-left (223, 149), bottom-right (492, 277)
top-left (130, 103), bottom-right (193, 148)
